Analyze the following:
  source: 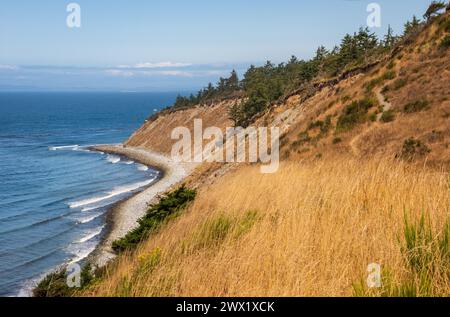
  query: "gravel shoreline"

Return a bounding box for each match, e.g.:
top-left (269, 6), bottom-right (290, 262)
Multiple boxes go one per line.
top-left (88, 145), bottom-right (198, 267)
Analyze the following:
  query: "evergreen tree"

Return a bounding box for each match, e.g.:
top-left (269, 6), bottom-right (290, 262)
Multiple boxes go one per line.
top-left (229, 102), bottom-right (243, 126)
top-left (356, 27), bottom-right (378, 52)
top-left (339, 33), bottom-right (358, 66)
top-left (227, 70), bottom-right (240, 91)
top-left (423, 1), bottom-right (446, 20)
top-left (404, 15), bottom-right (421, 37)
top-left (314, 46), bottom-right (329, 62)
top-left (383, 25), bottom-right (397, 48)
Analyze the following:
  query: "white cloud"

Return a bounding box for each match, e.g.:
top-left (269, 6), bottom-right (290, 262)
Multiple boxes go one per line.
top-left (157, 70), bottom-right (194, 77)
top-left (118, 62), bottom-right (192, 69)
top-left (105, 66), bottom-right (229, 78)
top-left (105, 69), bottom-right (134, 77)
top-left (0, 64), bottom-right (17, 70)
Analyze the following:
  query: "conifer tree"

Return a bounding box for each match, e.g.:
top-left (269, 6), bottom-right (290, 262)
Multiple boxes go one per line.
top-left (384, 25), bottom-right (397, 48)
top-left (423, 1), bottom-right (446, 20)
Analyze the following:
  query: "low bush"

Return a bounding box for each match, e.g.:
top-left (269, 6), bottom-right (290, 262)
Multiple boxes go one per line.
top-left (364, 71), bottom-right (396, 92)
top-left (292, 132), bottom-right (311, 148)
top-left (308, 120), bottom-right (324, 130)
top-left (404, 100), bottom-right (429, 113)
top-left (308, 116), bottom-right (332, 135)
top-left (401, 138), bottom-right (431, 160)
top-left (336, 99), bottom-right (375, 132)
top-left (439, 35), bottom-right (450, 49)
top-left (382, 70), bottom-right (397, 80)
top-left (112, 186), bottom-right (196, 253)
top-left (341, 95), bottom-right (351, 103)
top-left (33, 264), bottom-right (94, 297)
top-left (381, 110), bottom-right (396, 123)
top-left (365, 77), bottom-right (384, 92)
top-left (391, 78), bottom-right (408, 90)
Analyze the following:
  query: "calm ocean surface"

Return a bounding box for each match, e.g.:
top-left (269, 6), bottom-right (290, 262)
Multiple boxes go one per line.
top-left (0, 92), bottom-right (177, 296)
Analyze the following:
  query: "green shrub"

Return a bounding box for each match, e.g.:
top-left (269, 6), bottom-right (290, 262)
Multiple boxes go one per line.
top-left (445, 18), bottom-right (450, 32)
top-left (439, 35), bottom-right (450, 49)
top-left (404, 100), bottom-right (429, 113)
top-left (332, 137), bottom-right (342, 144)
top-left (341, 95), bottom-right (351, 103)
top-left (112, 186), bottom-right (196, 253)
top-left (292, 132), bottom-right (311, 148)
top-left (387, 61), bottom-right (396, 70)
top-left (445, 17), bottom-right (450, 32)
top-left (391, 78), bottom-right (408, 90)
top-left (381, 110), bottom-right (396, 123)
top-left (365, 77), bottom-right (384, 92)
top-left (320, 116), bottom-right (332, 134)
top-left (308, 120), bottom-right (324, 130)
top-left (308, 116), bottom-right (332, 135)
top-left (401, 138), bottom-right (431, 160)
top-left (33, 264), bottom-right (94, 297)
top-left (336, 99), bottom-right (375, 132)
top-left (364, 71), bottom-right (396, 93)
top-left (382, 70), bottom-right (397, 80)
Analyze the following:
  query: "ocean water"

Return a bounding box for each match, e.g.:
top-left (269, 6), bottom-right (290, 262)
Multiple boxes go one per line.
top-left (0, 92), bottom-right (177, 296)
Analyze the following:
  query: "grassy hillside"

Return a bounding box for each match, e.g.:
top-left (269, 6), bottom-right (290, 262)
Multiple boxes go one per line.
top-left (78, 6), bottom-right (450, 297)
top-left (85, 159), bottom-right (449, 296)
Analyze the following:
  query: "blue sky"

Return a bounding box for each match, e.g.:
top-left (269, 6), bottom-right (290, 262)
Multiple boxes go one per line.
top-left (0, 0), bottom-right (432, 91)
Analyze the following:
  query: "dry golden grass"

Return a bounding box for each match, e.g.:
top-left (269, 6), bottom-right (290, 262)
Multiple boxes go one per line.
top-left (85, 158), bottom-right (449, 297)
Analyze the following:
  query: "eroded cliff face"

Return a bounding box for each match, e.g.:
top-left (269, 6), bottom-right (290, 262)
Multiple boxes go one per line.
top-left (125, 99), bottom-right (236, 155)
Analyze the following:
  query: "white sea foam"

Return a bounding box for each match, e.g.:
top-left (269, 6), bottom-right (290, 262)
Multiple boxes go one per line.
top-left (106, 154), bottom-right (121, 164)
top-left (76, 226), bottom-right (105, 243)
top-left (69, 178), bottom-right (156, 209)
top-left (81, 202), bottom-right (112, 212)
top-left (49, 145), bottom-right (79, 151)
top-left (137, 164), bottom-right (149, 171)
top-left (124, 160), bottom-right (134, 165)
top-left (78, 213), bottom-right (102, 224)
top-left (77, 148), bottom-right (92, 153)
top-left (68, 244), bottom-right (98, 264)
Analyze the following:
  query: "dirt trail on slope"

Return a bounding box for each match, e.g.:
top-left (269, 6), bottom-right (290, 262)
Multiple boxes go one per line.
top-left (375, 86), bottom-right (394, 119)
top-left (349, 87), bottom-right (394, 157)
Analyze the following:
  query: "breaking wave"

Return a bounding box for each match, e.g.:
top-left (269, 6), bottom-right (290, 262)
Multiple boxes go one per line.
top-left (68, 178), bottom-right (156, 209)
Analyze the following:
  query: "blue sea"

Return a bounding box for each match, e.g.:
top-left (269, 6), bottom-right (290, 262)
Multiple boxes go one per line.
top-left (0, 92), bottom-right (177, 296)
